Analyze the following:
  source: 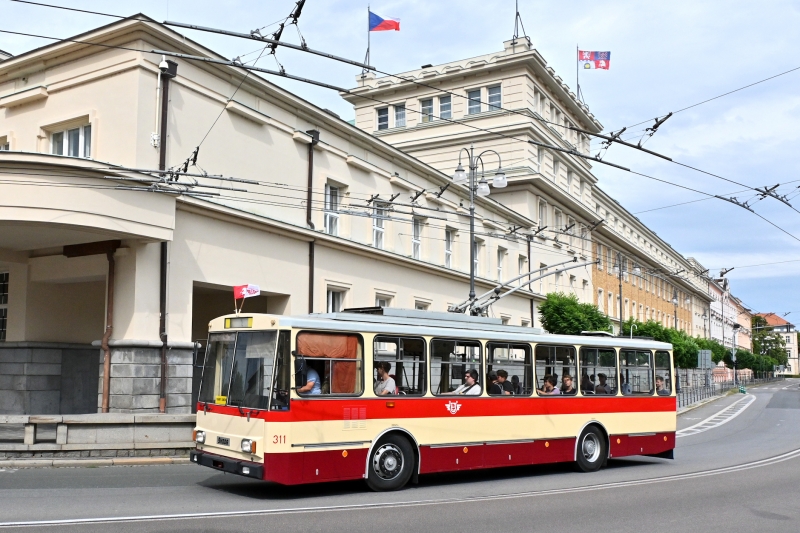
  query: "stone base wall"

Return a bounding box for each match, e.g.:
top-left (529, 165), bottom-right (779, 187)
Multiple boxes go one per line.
top-left (0, 448), bottom-right (190, 459)
top-left (97, 341), bottom-right (195, 414)
top-left (0, 343), bottom-right (97, 414)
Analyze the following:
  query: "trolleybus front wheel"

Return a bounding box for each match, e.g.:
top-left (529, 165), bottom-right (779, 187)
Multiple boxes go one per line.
top-left (574, 425), bottom-right (606, 473)
top-left (366, 434), bottom-right (415, 491)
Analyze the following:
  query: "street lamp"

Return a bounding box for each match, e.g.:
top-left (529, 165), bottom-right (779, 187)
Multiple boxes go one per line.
top-left (452, 144), bottom-right (505, 304)
top-left (732, 323), bottom-right (741, 385)
top-left (701, 311), bottom-right (709, 339)
top-left (612, 253), bottom-right (625, 334)
top-left (672, 289), bottom-right (678, 330)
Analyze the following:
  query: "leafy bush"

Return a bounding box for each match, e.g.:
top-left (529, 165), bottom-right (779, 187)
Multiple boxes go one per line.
top-left (538, 293), bottom-right (612, 335)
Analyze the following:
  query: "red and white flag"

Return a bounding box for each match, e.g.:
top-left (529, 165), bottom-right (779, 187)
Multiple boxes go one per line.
top-left (234, 284), bottom-right (261, 300)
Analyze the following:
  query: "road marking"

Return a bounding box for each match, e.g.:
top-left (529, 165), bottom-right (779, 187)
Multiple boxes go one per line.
top-left (3, 447), bottom-right (800, 528)
top-left (677, 394), bottom-right (756, 438)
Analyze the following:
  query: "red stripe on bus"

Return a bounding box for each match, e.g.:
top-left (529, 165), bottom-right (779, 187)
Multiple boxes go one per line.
top-left (198, 396), bottom-right (676, 422)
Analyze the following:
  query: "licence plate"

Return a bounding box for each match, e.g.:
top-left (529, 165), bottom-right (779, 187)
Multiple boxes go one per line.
top-left (217, 436), bottom-right (230, 446)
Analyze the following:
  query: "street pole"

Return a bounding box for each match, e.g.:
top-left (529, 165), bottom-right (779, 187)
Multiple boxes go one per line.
top-left (468, 144), bottom-right (476, 302)
top-left (617, 252), bottom-right (623, 334)
top-left (673, 289), bottom-right (678, 331)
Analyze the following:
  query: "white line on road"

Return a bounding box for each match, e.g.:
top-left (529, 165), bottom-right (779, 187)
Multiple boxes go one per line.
top-left (3, 447), bottom-right (800, 528)
top-left (677, 394), bottom-right (756, 438)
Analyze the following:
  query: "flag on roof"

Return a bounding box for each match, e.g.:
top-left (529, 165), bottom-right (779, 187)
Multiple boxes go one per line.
top-left (578, 50), bottom-right (610, 70)
top-left (369, 11), bottom-right (400, 31)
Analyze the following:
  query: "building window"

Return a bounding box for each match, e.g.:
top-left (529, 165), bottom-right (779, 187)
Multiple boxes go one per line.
top-left (539, 263), bottom-right (547, 294)
top-left (497, 248), bottom-right (505, 281)
top-left (473, 240), bottom-right (483, 276)
top-left (567, 216), bottom-right (575, 248)
top-left (608, 292), bottom-right (614, 318)
top-left (376, 295), bottom-right (392, 308)
top-left (0, 272), bottom-right (8, 341)
top-left (420, 99), bottom-right (433, 123)
top-left (487, 85), bottom-right (501, 111)
top-left (439, 96), bottom-right (452, 120)
top-left (521, 319), bottom-right (530, 328)
top-left (0, 136), bottom-right (8, 151)
top-left (536, 148), bottom-right (544, 173)
top-left (598, 288), bottom-right (604, 313)
top-left (444, 229), bottom-right (454, 268)
top-left (567, 170), bottom-right (574, 194)
top-left (52, 125), bottom-right (91, 158)
top-left (597, 243), bottom-right (604, 269)
top-left (538, 200), bottom-right (547, 228)
top-left (554, 209), bottom-right (563, 233)
top-left (376, 107), bottom-right (389, 130)
top-left (415, 301), bottom-right (429, 311)
top-left (412, 219), bottom-right (422, 259)
top-left (467, 89), bottom-right (481, 114)
top-left (518, 255), bottom-right (527, 285)
top-left (394, 104), bottom-right (406, 127)
top-left (553, 159), bottom-right (560, 181)
top-left (326, 289), bottom-right (344, 313)
top-left (373, 205), bottom-right (387, 248)
top-left (324, 184), bottom-right (340, 236)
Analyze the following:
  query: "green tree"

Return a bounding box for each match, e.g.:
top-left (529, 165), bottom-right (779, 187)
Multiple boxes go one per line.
top-left (696, 337), bottom-right (727, 364)
top-left (621, 318), bottom-right (699, 368)
top-left (538, 293), bottom-right (612, 335)
top-left (751, 316), bottom-right (788, 366)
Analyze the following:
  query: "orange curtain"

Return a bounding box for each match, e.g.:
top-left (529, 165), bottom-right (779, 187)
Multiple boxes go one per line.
top-left (297, 333), bottom-right (359, 393)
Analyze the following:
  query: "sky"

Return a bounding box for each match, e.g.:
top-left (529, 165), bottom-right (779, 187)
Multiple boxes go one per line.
top-left (3, 0), bottom-right (800, 319)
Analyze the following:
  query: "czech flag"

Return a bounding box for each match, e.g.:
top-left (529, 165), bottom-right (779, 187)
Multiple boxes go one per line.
top-left (369, 11), bottom-right (400, 31)
top-left (578, 50), bottom-right (610, 70)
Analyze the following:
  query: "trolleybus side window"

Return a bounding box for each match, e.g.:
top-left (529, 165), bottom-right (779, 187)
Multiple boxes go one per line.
top-left (486, 342), bottom-right (532, 396)
top-left (373, 336), bottom-right (426, 396)
top-left (270, 331), bottom-right (291, 409)
top-left (579, 347), bottom-right (617, 395)
top-left (295, 331), bottom-right (364, 396)
top-left (228, 330), bottom-right (280, 409)
top-left (199, 332), bottom-right (236, 405)
top-left (655, 351), bottom-right (672, 396)
top-left (619, 350), bottom-right (654, 395)
top-left (535, 344), bottom-right (577, 396)
top-left (430, 339), bottom-right (482, 396)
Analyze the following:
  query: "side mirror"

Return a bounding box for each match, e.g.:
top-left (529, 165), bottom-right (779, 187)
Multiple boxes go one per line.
top-left (193, 341), bottom-right (205, 368)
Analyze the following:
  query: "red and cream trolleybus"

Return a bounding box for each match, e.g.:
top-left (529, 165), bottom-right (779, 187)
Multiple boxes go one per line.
top-left (191, 308), bottom-right (676, 491)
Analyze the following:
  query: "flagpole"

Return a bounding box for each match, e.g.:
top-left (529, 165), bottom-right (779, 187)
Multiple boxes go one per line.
top-left (367, 5), bottom-right (370, 67)
top-left (576, 44), bottom-right (579, 102)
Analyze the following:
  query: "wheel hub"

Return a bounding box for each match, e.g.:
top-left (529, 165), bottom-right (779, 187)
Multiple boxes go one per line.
top-left (582, 434), bottom-right (600, 462)
top-left (372, 444), bottom-right (404, 480)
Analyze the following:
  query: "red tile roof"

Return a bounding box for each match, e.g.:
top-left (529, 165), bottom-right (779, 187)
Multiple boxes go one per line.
top-left (756, 313), bottom-right (790, 326)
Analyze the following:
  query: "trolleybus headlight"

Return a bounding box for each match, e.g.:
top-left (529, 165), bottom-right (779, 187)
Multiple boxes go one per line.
top-left (241, 439), bottom-right (256, 454)
top-left (194, 430), bottom-right (206, 444)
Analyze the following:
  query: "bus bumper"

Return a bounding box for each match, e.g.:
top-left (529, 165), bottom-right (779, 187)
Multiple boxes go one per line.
top-left (190, 449), bottom-right (264, 480)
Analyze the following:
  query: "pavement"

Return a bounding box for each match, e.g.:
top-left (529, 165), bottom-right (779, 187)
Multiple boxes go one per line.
top-left (0, 379), bottom-right (797, 532)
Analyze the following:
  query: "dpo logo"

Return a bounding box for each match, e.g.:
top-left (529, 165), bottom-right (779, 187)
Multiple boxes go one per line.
top-left (445, 401), bottom-right (462, 415)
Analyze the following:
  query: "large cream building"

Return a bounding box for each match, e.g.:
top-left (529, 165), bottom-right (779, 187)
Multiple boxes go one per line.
top-left (343, 37), bottom-right (713, 336)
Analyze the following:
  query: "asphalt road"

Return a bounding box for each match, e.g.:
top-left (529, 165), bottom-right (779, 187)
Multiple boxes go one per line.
top-left (1, 379), bottom-right (799, 532)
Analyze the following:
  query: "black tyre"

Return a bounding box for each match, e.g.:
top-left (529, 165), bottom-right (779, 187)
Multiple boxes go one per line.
top-left (366, 434), bottom-right (415, 491)
top-left (574, 425), bottom-right (606, 473)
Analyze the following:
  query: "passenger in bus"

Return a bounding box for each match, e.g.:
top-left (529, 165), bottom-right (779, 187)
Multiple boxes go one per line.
top-left (580, 372), bottom-right (593, 394)
top-left (560, 374), bottom-right (576, 395)
top-left (594, 373), bottom-right (611, 395)
top-left (297, 366), bottom-right (322, 395)
top-left (619, 373), bottom-right (632, 395)
top-left (446, 369), bottom-right (481, 395)
top-left (538, 375), bottom-right (560, 395)
top-left (374, 361), bottom-right (396, 396)
top-left (656, 375), bottom-right (669, 395)
top-left (511, 375), bottom-right (522, 395)
top-left (488, 369), bottom-right (513, 395)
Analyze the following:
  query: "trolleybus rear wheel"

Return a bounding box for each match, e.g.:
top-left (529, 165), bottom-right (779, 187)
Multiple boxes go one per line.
top-left (575, 425), bottom-right (606, 473)
top-left (366, 434), bottom-right (415, 491)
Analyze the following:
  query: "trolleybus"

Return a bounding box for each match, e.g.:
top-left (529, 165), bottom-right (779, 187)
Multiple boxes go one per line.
top-left (191, 307), bottom-right (676, 491)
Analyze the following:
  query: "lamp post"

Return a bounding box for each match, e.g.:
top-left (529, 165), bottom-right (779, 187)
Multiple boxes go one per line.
top-left (452, 144), bottom-right (506, 305)
top-left (702, 311), bottom-right (709, 339)
top-left (612, 252), bottom-right (640, 335)
top-left (732, 323), bottom-right (741, 385)
top-left (671, 289), bottom-right (678, 330)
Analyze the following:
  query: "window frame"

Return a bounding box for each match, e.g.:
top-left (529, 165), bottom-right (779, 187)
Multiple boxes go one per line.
top-left (372, 204), bottom-right (387, 248)
top-left (578, 346), bottom-right (618, 396)
top-left (376, 107), bottom-right (389, 130)
top-left (487, 85), bottom-right (502, 111)
top-left (444, 229), bottom-right (454, 268)
top-left (326, 288), bottom-right (344, 313)
top-left (534, 343), bottom-right (578, 397)
top-left (420, 98), bottom-right (434, 123)
top-left (412, 218), bottom-right (422, 260)
top-left (51, 124), bottom-right (92, 158)
top-left (295, 331), bottom-right (365, 398)
top-left (430, 337), bottom-right (483, 396)
top-left (439, 95), bottom-right (452, 120)
top-left (486, 342), bottom-right (533, 397)
top-left (323, 183), bottom-right (340, 236)
top-left (373, 335), bottom-right (427, 397)
top-left (467, 89), bottom-right (481, 115)
top-left (394, 104), bottom-right (406, 128)
top-left (619, 349), bottom-right (655, 396)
